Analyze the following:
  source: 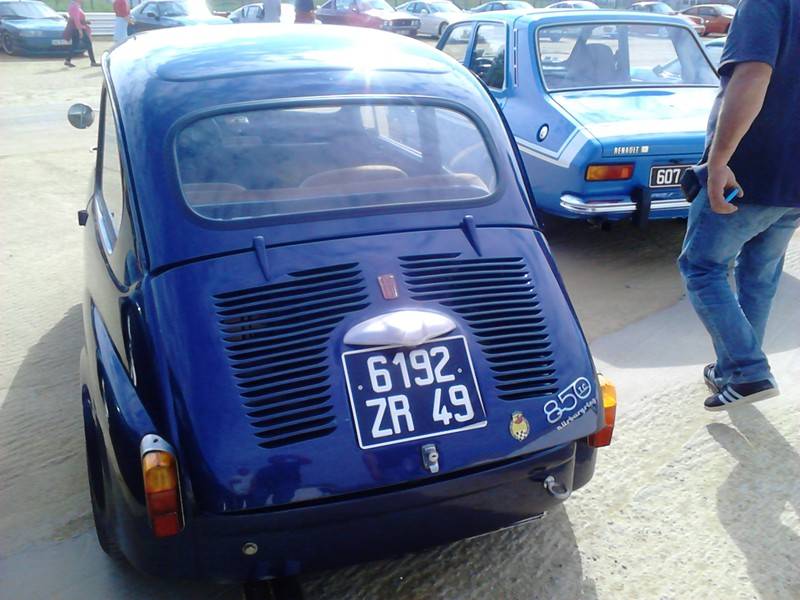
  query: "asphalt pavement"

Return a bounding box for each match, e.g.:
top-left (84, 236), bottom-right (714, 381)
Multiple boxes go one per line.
top-left (1, 37), bottom-right (798, 600)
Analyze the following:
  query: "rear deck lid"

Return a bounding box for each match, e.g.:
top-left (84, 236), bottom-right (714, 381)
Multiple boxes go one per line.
top-left (149, 227), bottom-right (598, 513)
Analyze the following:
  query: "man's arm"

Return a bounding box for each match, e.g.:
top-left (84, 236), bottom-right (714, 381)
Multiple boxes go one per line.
top-left (706, 62), bottom-right (773, 214)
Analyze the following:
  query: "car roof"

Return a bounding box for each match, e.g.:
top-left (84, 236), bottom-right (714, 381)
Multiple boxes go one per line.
top-left (112, 25), bottom-right (452, 82)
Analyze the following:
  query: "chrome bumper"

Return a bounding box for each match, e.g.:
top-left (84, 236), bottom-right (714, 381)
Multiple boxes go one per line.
top-left (560, 194), bottom-right (690, 216)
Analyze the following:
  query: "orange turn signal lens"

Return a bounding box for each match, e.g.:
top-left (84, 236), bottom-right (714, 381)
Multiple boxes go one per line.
top-left (586, 164), bottom-right (634, 181)
top-left (142, 449), bottom-right (183, 538)
top-left (588, 374), bottom-right (617, 448)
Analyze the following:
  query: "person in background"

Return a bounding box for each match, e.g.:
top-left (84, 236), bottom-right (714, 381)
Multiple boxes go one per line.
top-left (64, 0), bottom-right (98, 67)
top-left (678, 0), bottom-right (800, 410)
top-left (263, 0), bottom-right (281, 22)
top-left (295, 0), bottom-right (315, 23)
top-left (113, 0), bottom-right (131, 45)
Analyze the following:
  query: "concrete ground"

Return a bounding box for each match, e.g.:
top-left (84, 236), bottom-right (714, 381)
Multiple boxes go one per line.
top-left (1, 38), bottom-right (798, 600)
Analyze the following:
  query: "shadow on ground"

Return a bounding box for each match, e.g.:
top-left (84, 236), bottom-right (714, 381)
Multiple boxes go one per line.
top-left (708, 405), bottom-right (800, 600)
top-left (303, 505), bottom-right (597, 600)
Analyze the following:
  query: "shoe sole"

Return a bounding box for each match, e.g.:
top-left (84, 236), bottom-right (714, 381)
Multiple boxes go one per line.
top-left (704, 388), bottom-right (780, 412)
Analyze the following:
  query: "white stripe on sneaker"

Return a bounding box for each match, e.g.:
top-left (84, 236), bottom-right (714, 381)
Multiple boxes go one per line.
top-left (722, 390), bottom-right (737, 403)
top-left (727, 387), bottom-right (743, 399)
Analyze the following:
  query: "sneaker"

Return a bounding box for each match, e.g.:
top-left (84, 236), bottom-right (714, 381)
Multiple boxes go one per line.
top-left (64, 60), bottom-right (75, 68)
top-left (90, 62), bottom-right (100, 67)
top-left (703, 363), bottom-right (721, 393)
top-left (704, 380), bottom-right (779, 411)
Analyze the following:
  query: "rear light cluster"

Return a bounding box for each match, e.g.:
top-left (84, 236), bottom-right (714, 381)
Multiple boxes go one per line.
top-left (588, 374), bottom-right (617, 448)
top-left (585, 164), bottom-right (634, 181)
top-left (140, 435), bottom-right (183, 538)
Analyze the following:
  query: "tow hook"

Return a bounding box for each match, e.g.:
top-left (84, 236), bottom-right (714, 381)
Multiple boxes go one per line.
top-left (543, 475), bottom-right (571, 501)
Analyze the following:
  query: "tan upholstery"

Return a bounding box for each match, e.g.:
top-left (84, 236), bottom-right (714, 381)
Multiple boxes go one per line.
top-left (299, 165), bottom-right (408, 188)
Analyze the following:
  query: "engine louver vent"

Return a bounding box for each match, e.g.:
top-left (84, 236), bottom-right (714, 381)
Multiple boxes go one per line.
top-left (214, 263), bottom-right (369, 448)
top-left (400, 253), bottom-right (558, 401)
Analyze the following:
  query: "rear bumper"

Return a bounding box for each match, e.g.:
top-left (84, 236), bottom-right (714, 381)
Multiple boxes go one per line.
top-left (114, 440), bottom-right (596, 582)
top-left (560, 193), bottom-right (690, 219)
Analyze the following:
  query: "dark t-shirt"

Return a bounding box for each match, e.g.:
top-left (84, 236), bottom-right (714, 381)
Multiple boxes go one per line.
top-left (295, 0), bottom-right (315, 12)
top-left (705, 0), bottom-right (800, 207)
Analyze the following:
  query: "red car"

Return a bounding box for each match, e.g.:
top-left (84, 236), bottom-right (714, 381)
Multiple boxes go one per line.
top-left (682, 4), bottom-right (735, 35)
top-left (630, 1), bottom-right (706, 36)
top-left (316, 0), bottom-right (420, 35)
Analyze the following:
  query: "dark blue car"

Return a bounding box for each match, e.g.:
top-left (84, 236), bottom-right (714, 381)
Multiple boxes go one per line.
top-left (439, 10), bottom-right (719, 225)
top-left (0, 0), bottom-right (72, 55)
top-left (68, 24), bottom-right (616, 596)
top-left (128, 0), bottom-right (228, 35)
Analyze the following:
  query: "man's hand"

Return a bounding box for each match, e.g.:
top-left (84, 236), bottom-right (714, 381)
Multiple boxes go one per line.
top-left (706, 162), bottom-right (743, 214)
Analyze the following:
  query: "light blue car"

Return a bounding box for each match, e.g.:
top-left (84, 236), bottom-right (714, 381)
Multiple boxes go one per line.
top-left (439, 9), bottom-right (719, 225)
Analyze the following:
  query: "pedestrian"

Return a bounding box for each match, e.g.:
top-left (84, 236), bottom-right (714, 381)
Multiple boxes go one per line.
top-left (294, 0), bottom-right (315, 23)
top-left (678, 0), bottom-right (800, 411)
top-left (64, 0), bottom-right (98, 67)
top-left (113, 0), bottom-right (131, 45)
top-left (263, 0), bottom-right (281, 22)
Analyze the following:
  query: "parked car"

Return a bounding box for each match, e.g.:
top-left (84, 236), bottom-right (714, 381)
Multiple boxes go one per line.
top-left (630, 1), bottom-right (705, 35)
top-left (439, 10), bottom-right (718, 224)
top-left (546, 1), bottom-right (599, 9)
top-left (67, 23), bottom-right (615, 597)
top-left (316, 0), bottom-right (420, 35)
top-left (228, 2), bottom-right (311, 23)
top-left (128, 0), bottom-right (229, 35)
top-left (396, 0), bottom-right (462, 38)
top-left (469, 1), bottom-right (532, 13)
top-left (0, 0), bottom-right (73, 55)
top-left (681, 3), bottom-right (734, 35)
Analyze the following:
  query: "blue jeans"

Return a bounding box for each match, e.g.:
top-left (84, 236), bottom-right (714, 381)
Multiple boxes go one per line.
top-left (678, 191), bottom-right (800, 385)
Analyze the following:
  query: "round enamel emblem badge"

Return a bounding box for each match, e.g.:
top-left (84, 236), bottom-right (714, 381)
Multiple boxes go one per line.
top-left (509, 411), bottom-right (530, 442)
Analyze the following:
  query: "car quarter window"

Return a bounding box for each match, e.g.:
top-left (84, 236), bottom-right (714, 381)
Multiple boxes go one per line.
top-left (98, 90), bottom-right (125, 248)
top-left (175, 103), bottom-right (497, 220)
top-left (441, 23), bottom-right (473, 62)
top-left (470, 23), bottom-right (506, 89)
top-left (537, 23), bottom-right (717, 90)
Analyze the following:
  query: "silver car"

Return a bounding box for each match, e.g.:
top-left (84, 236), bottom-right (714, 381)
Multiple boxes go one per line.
top-left (396, 0), bottom-right (463, 38)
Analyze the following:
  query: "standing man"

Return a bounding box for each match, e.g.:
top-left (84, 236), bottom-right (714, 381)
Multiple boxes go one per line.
top-left (113, 0), bottom-right (131, 45)
top-left (678, 0), bottom-right (800, 410)
top-left (262, 0), bottom-right (281, 22)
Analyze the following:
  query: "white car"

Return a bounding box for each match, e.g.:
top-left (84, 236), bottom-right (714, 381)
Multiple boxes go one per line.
top-left (546, 1), bottom-right (598, 8)
top-left (228, 2), bottom-right (303, 24)
top-left (396, 0), bottom-right (463, 37)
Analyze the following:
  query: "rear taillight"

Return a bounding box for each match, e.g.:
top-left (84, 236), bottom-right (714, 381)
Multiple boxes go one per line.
top-left (586, 164), bottom-right (634, 181)
top-left (140, 435), bottom-right (183, 538)
top-left (588, 374), bottom-right (617, 448)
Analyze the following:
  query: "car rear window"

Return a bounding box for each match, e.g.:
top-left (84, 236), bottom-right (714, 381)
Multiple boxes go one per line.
top-left (175, 103), bottom-right (497, 221)
top-left (537, 23), bottom-right (717, 91)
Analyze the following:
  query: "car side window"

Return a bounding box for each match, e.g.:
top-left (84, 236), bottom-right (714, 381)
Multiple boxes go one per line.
top-left (470, 23), bottom-right (506, 89)
top-left (440, 23), bottom-right (473, 63)
top-left (98, 90), bottom-right (125, 248)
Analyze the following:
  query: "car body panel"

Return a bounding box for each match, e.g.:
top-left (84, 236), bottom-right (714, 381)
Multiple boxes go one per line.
top-left (439, 10), bottom-right (718, 221)
top-left (80, 24), bottom-right (603, 581)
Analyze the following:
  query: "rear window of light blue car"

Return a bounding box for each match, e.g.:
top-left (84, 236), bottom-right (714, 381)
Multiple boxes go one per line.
top-left (537, 23), bottom-right (717, 91)
top-left (175, 103), bottom-right (498, 221)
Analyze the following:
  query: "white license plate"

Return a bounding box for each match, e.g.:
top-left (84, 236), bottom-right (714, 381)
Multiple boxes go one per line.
top-left (650, 165), bottom-right (690, 188)
top-left (52, 39), bottom-right (70, 46)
